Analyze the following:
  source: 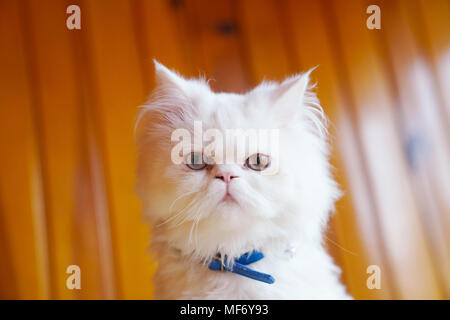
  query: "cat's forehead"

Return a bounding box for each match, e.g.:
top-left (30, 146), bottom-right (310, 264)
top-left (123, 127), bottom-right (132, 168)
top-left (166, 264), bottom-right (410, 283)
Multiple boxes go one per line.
top-left (191, 90), bottom-right (270, 131)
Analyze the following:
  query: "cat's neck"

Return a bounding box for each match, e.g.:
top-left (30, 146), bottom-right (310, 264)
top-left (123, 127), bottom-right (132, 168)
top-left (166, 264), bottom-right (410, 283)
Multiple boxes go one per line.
top-left (151, 229), bottom-right (324, 269)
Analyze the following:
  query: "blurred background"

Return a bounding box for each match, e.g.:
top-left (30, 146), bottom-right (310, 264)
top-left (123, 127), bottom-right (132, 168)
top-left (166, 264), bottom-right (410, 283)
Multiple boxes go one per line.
top-left (0, 0), bottom-right (449, 299)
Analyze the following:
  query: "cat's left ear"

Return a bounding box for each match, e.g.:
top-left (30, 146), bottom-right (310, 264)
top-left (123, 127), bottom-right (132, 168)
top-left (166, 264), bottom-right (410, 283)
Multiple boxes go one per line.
top-left (272, 69), bottom-right (316, 123)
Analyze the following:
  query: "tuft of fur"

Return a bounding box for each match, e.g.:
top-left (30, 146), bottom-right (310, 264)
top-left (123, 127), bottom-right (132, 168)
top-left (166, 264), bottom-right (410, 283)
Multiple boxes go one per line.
top-left (135, 61), bottom-right (351, 299)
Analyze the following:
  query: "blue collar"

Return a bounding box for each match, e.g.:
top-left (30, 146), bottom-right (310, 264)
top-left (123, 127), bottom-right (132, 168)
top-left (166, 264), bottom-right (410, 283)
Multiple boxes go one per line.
top-left (208, 251), bottom-right (275, 284)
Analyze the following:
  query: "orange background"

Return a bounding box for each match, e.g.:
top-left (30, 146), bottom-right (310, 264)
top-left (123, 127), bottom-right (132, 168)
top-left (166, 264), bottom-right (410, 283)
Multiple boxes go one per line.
top-left (0, 0), bottom-right (449, 299)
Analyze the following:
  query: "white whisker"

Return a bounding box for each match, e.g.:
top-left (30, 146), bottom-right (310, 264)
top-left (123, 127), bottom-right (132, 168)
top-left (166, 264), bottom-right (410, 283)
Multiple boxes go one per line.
top-left (156, 190), bottom-right (197, 227)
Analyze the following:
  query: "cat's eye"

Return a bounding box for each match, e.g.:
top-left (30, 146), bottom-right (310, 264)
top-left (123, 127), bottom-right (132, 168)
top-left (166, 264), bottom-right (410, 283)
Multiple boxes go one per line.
top-left (245, 153), bottom-right (271, 171)
top-left (185, 152), bottom-right (207, 170)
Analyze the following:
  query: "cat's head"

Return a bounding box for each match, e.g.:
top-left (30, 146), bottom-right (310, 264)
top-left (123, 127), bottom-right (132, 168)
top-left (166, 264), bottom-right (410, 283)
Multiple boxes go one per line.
top-left (136, 61), bottom-right (339, 260)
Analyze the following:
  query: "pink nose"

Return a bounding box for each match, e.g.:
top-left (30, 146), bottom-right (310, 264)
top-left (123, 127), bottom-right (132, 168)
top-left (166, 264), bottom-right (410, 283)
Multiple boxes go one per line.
top-left (215, 172), bottom-right (239, 183)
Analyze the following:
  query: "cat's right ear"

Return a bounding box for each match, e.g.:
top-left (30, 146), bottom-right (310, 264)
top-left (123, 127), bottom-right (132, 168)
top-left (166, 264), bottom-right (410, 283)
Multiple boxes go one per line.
top-left (153, 59), bottom-right (187, 91)
top-left (151, 60), bottom-right (193, 111)
top-left (135, 61), bottom-right (194, 141)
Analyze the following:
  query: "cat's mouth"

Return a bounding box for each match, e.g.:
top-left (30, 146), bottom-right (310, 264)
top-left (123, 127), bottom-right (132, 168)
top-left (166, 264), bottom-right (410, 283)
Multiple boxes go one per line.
top-left (221, 192), bottom-right (238, 204)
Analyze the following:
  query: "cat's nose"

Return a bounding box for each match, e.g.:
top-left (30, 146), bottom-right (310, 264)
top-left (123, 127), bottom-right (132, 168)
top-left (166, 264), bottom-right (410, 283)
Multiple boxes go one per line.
top-left (215, 172), bottom-right (239, 183)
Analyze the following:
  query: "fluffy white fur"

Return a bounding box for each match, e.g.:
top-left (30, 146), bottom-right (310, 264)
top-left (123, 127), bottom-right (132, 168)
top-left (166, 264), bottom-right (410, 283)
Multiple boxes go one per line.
top-left (135, 61), bottom-right (351, 299)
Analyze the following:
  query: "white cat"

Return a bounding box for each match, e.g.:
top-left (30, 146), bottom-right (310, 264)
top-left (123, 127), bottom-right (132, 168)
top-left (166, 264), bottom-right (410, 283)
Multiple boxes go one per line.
top-left (135, 61), bottom-right (351, 299)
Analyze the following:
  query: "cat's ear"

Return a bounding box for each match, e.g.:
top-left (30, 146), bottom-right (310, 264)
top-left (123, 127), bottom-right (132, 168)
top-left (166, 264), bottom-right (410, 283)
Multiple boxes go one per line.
top-left (135, 61), bottom-right (193, 140)
top-left (152, 60), bottom-right (194, 114)
top-left (272, 68), bottom-right (327, 135)
top-left (153, 59), bottom-right (187, 91)
top-left (272, 69), bottom-right (316, 124)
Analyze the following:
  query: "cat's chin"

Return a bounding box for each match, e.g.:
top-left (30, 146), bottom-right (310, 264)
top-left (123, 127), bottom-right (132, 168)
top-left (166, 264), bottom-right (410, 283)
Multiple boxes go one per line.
top-left (214, 202), bottom-right (243, 221)
top-left (209, 203), bottom-right (262, 233)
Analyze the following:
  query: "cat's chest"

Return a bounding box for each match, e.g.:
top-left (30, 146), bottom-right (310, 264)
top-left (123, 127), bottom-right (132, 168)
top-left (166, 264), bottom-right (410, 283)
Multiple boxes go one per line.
top-left (155, 246), bottom-right (348, 299)
top-left (176, 257), bottom-right (307, 299)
